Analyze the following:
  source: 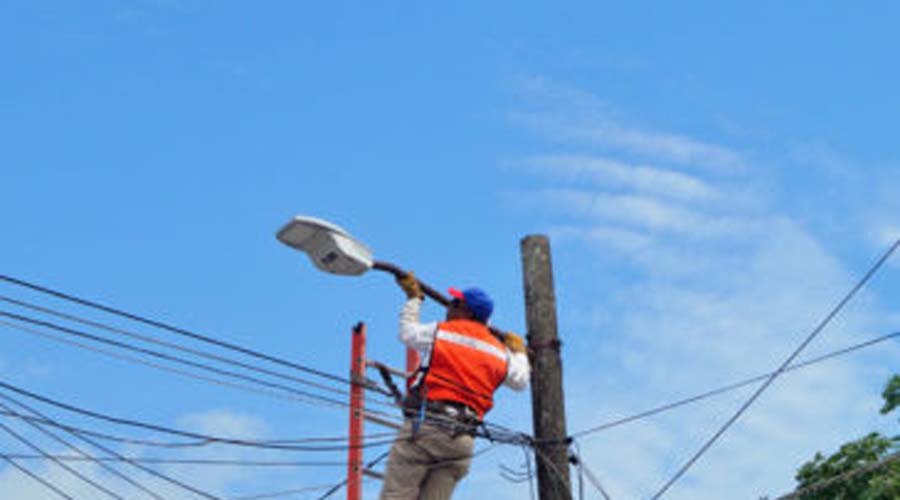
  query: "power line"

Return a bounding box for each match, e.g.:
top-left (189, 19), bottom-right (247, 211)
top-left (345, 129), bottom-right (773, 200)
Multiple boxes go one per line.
top-left (0, 454), bottom-right (349, 467)
top-left (0, 294), bottom-right (355, 398)
top-left (0, 379), bottom-right (521, 455)
top-left (0, 390), bottom-right (192, 500)
top-left (0, 425), bottom-right (116, 498)
top-left (317, 450), bottom-right (391, 500)
top-left (531, 445), bottom-right (575, 500)
top-left (0, 317), bottom-right (405, 431)
top-left (0, 274), bottom-right (354, 388)
top-left (651, 237), bottom-right (900, 499)
top-left (231, 483), bottom-right (355, 500)
top-left (0, 407), bottom-right (393, 452)
top-left (570, 330), bottom-right (900, 439)
top-left (0, 450), bottom-right (74, 500)
top-left (0, 379), bottom-right (387, 452)
top-left (0, 317), bottom-right (352, 413)
top-left (569, 441), bottom-right (612, 500)
top-left (0, 310), bottom-right (360, 411)
top-left (0, 274), bottom-right (511, 414)
top-left (0, 275), bottom-right (532, 445)
top-left (523, 445), bottom-right (537, 500)
top-left (0, 402), bottom-right (125, 499)
top-left (0, 282), bottom-right (491, 414)
top-left (0, 405), bottom-right (211, 450)
top-left (0, 413), bottom-right (166, 500)
top-left (0, 311), bottom-right (403, 419)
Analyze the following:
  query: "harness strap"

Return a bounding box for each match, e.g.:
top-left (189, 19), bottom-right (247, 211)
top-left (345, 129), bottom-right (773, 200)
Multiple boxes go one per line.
top-left (407, 327), bottom-right (439, 438)
top-left (372, 362), bottom-right (404, 406)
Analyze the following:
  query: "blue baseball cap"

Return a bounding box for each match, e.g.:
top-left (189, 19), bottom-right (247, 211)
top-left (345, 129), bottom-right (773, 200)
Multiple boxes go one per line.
top-left (448, 287), bottom-right (494, 322)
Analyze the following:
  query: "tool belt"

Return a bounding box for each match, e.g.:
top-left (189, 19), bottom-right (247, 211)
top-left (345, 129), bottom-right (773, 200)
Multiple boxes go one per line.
top-left (419, 400), bottom-right (480, 437)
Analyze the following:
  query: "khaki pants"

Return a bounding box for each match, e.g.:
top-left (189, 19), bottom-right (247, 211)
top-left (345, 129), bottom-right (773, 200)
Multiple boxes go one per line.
top-left (379, 420), bottom-right (475, 500)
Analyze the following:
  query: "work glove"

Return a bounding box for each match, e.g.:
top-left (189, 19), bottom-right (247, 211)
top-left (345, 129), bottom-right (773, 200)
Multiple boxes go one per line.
top-left (397, 272), bottom-right (424, 300)
top-left (503, 332), bottom-right (526, 354)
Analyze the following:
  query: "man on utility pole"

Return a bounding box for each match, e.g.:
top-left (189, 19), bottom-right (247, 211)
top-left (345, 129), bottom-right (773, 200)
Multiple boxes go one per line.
top-left (379, 272), bottom-right (531, 500)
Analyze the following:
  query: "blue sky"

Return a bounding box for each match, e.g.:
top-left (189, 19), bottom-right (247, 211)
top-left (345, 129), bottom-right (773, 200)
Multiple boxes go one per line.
top-left (2, 2), bottom-right (899, 499)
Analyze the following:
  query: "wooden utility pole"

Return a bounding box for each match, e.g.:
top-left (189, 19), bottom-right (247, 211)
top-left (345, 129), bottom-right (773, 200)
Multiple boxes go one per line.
top-left (521, 235), bottom-right (571, 500)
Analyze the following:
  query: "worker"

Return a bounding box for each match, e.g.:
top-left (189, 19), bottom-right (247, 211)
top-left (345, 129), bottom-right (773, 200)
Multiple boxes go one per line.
top-left (379, 272), bottom-right (530, 500)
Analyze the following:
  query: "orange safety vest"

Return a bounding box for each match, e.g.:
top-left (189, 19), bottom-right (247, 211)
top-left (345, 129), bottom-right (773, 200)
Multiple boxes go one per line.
top-left (421, 319), bottom-right (509, 419)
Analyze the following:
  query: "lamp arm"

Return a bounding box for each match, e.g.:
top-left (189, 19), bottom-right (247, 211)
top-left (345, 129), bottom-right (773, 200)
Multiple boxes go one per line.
top-left (372, 260), bottom-right (506, 341)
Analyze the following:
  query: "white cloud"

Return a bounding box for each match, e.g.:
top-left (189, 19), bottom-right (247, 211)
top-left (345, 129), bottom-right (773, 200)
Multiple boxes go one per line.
top-left (176, 409), bottom-right (268, 439)
top-left (549, 224), bottom-right (654, 255)
top-left (511, 77), bottom-right (749, 173)
top-left (537, 188), bottom-right (760, 240)
top-left (518, 155), bottom-right (720, 203)
top-left (508, 79), bottom-right (898, 499)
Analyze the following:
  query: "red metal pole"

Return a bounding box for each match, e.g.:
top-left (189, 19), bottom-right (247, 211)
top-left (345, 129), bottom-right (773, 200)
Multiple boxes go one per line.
top-left (348, 322), bottom-right (366, 500)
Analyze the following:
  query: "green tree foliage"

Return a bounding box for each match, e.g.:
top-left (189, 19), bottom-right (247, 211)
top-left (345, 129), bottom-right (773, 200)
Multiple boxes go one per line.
top-left (789, 374), bottom-right (900, 499)
top-left (881, 375), bottom-right (900, 417)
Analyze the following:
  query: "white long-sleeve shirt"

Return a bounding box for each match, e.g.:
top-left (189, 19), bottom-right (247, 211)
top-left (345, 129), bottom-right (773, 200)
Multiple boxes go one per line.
top-left (398, 298), bottom-right (530, 391)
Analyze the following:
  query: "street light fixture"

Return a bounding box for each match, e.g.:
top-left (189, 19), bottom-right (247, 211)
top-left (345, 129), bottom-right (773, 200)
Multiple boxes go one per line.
top-left (276, 215), bottom-right (450, 306)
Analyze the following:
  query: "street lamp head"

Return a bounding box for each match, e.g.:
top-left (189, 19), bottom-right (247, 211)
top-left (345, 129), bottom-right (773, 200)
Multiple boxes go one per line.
top-left (276, 216), bottom-right (373, 276)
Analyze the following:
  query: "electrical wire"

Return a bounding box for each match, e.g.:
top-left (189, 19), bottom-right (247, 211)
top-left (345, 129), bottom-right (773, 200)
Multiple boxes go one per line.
top-left (570, 441), bottom-right (612, 500)
top-left (570, 330), bottom-right (900, 439)
top-left (317, 450), bottom-right (391, 500)
top-left (0, 274), bottom-right (354, 388)
top-left (575, 453), bottom-right (583, 500)
top-left (531, 445), bottom-right (575, 500)
top-left (0, 315), bottom-right (401, 420)
top-left (0, 288), bottom-right (503, 418)
top-left (0, 295), bottom-right (355, 398)
top-left (0, 317), bottom-right (353, 414)
top-left (523, 445), bottom-right (537, 500)
top-left (0, 275), bottom-right (532, 445)
top-left (230, 482), bottom-right (356, 500)
top-left (0, 314), bottom-right (529, 445)
top-left (0, 450), bottom-right (74, 500)
top-left (650, 237), bottom-right (900, 499)
top-left (0, 310), bottom-right (357, 411)
top-left (0, 402), bottom-right (124, 499)
top-left (0, 422), bottom-right (121, 499)
top-left (0, 379), bottom-right (525, 457)
top-left (0, 274), bottom-right (514, 414)
top-left (0, 407), bottom-right (397, 454)
top-left (0, 379), bottom-right (400, 453)
top-left (0, 406), bottom-right (213, 449)
top-left (0, 454), bottom-right (347, 467)
top-left (499, 462), bottom-right (533, 483)
top-left (0, 391), bottom-right (190, 500)
top-left (0, 311), bottom-right (407, 426)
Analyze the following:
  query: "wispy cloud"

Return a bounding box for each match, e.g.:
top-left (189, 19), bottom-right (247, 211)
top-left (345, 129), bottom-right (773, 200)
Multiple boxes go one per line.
top-left (507, 77), bottom-right (899, 499)
top-left (511, 77), bottom-right (749, 173)
top-left (535, 188), bottom-right (760, 240)
top-left (516, 155), bottom-right (720, 203)
top-left (549, 224), bottom-right (654, 254)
